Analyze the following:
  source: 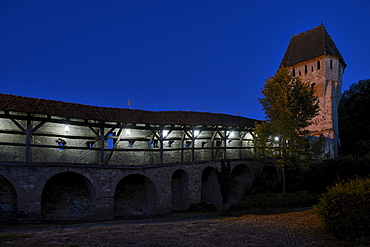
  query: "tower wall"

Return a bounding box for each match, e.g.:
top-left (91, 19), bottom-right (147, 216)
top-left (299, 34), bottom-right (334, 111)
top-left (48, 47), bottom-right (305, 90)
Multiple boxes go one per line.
top-left (288, 55), bottom-right (345, 157)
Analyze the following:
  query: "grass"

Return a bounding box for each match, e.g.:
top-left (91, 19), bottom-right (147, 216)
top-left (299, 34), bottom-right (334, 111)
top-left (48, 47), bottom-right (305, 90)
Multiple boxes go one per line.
top-left (0, 233), bottom-right (34, 242)
top-left (231, 191), bottom-right (319, 211)
top-left (187, 191), bottom-right (319, 214)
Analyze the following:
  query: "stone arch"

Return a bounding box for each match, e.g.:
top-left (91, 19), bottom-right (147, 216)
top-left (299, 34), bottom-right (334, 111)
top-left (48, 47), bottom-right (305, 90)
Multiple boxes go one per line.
top-left (114, 174), bottom-right (157, 218)
top-left (0, 175), bottom-right (17, 223)
top-left (41, 172), bottom-right (96, 222)
top-left (224, 164), bottom-right (254, 210)
top-left (260, 164), bottom-right (280, 191)
top-left (261, 165), bottom-right (279, 182)
top-left (201, 166), bottom-right (221, 207)
top-left (171, 169), bottom-right (189, 211)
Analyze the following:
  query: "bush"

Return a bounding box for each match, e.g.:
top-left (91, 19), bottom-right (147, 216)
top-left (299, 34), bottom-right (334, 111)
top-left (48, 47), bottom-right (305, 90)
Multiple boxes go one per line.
top-left (314, 178), bottom-right (370, 241)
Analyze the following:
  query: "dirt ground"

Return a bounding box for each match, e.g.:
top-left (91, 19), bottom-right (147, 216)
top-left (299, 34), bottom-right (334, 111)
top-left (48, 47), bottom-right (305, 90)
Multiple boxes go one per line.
top-left (0, 209), bottom-right (366, 247)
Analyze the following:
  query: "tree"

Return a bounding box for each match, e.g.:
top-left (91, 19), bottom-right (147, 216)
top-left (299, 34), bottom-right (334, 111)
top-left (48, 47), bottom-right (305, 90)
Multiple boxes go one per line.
top-left (254, 67), bottom-right (320, 193)
top-left (339, 79), bottom-right (370, 157)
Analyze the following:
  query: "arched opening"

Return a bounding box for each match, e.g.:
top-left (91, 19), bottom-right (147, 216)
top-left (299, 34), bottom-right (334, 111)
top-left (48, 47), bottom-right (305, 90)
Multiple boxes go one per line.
top-left (114, 174), bottom-right (157, 218)
top-left (201, 167), bottom-right (221, 207)
top-left (0, 176), bottom-right (17, 223)
top-left (171, 169), bottom-right (189, 211)
top-left (225, 164), bottom-right (254, 210)
top-left (41, 172), bottom-right (95, 222)
top-left (261, 165), bottom-right (279, 190)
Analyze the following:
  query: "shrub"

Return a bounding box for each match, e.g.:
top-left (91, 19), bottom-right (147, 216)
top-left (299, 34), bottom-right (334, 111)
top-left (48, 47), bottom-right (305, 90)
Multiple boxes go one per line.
top-left (314, 178), bottom-right (370, 241)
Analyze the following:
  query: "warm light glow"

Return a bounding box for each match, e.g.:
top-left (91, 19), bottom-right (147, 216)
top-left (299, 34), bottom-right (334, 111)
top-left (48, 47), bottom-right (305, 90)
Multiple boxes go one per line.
top-left (64, 125), bottom-right (69, 132)
top-left (162, 130), bottom-right (169, 137)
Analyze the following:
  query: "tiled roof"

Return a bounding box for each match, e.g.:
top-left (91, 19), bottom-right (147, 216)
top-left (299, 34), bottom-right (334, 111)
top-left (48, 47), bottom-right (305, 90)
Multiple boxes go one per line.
top-left (0, 93), bottom-right (256, 127)
top-left (281, 25), bottom-right (346, 67)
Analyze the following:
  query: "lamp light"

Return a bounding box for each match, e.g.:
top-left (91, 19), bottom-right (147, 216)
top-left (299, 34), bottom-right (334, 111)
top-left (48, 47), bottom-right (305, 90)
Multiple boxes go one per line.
top-left (162, 130), bottom-right (169, 137)
top-left (125, 129), bottom-right (130, 136)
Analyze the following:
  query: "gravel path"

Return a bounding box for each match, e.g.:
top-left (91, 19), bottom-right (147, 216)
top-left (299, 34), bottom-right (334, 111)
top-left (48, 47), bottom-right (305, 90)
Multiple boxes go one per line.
top-left (0, 209), bottom-right (365, 247)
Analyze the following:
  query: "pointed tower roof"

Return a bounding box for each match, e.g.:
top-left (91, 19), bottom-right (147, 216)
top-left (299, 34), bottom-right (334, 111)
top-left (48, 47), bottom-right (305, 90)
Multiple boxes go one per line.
top-left (281, 24), bottom-right (346, 67)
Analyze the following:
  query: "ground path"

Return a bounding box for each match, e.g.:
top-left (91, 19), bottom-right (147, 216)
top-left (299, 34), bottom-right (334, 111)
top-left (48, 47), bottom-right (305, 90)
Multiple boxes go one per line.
top-left (0, 209), bottom-right (366, 246)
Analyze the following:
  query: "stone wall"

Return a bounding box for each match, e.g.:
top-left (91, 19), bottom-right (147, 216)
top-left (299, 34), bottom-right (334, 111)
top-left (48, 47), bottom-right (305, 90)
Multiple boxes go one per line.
top-left (0, 159), bottom-right (263, 223)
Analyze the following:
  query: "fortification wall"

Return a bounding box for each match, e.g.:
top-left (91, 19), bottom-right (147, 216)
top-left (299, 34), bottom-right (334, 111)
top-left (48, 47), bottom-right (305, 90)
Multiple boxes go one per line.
top-left (0, 159), bottom-right (263, 223)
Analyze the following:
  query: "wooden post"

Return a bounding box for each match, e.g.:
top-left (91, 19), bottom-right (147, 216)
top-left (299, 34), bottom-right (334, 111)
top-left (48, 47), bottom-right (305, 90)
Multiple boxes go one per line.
top-left (239, 132), bottom-right (246, 159)
top-left (211, 131), bottom-right (216, 161)
top-left (159, 129), bottom-right (164, 164)
top-left (191, 129), bottom-right (195, 161)
top-left (223, 130), bottom-right (227, 159)
top-left (25, 118), bottom-right (31, 163)
top-left (100, 124), bottom-right (105, 165)
top-left (180, 132), bottom-right (185, 162)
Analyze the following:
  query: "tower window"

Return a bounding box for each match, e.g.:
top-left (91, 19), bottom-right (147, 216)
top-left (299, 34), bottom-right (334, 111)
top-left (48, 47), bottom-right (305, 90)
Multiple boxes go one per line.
top-left (311, 83), bottom-right (316, 91)
top-left (317, 61), bottom-right (320, 70)
top-left (311, 66), bottom-right (314, 72)
top-left (330, 60), bottom-right (333, 69)
top-left (292, 69), bottom-right (295, 76)
top-left (299, 70), bottom-right (301, 76)
top-left (305, 65), bottom-right (308, 74)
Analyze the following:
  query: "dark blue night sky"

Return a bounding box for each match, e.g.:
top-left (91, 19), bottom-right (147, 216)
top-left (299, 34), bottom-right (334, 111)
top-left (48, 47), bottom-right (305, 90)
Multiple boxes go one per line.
top-left (1, 0), bottom-right (369, 120)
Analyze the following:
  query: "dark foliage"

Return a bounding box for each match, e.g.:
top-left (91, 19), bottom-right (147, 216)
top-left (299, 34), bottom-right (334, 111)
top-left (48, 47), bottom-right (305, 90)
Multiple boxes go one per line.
top-left (302, 157), bottom-right (370, 193)
top-left (339, 79), bottom-right (370, 156)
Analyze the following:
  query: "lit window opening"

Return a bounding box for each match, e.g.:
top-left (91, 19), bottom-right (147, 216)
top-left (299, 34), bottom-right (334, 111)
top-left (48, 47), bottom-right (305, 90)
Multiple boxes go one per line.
top-left (150, 140), bottom-right (158, 148)
top-left (185, 141), bottom-right (192, 148)
top-left (86, 141), bottom-right (95, 148)
top-left (108, 133), bottom-right (115, 149)
top-left (56, 138), bottom-right (66, 150)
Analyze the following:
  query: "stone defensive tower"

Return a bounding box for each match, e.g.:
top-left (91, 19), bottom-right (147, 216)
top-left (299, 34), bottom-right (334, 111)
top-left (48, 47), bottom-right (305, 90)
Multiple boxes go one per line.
top-left (281, 24), bottom-right (346, 157)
